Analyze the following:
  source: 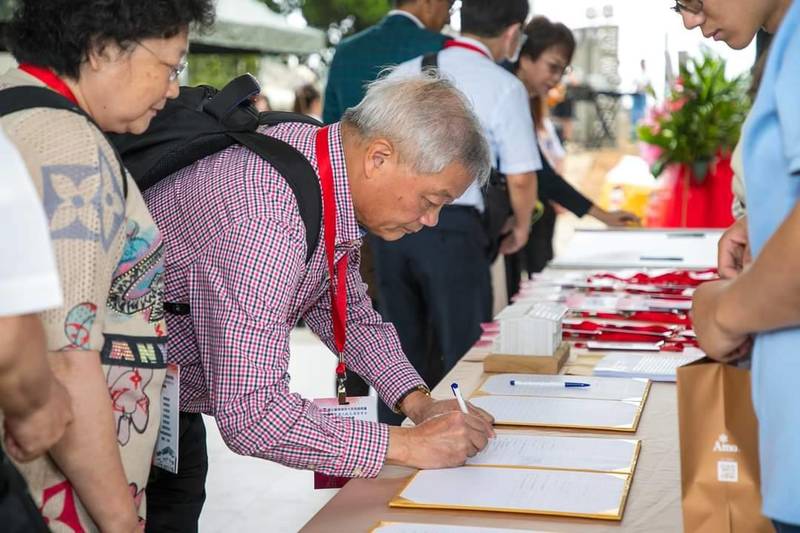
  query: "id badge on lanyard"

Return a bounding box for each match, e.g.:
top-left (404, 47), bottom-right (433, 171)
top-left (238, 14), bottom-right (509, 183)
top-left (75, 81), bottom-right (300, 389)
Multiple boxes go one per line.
top-left (317, 125), bottom-right (350, 405)
top-left (311, 395), bottom-right (378, 489)
top-left (154, 363), bottom-right (181, 473)
top-left (312, 127), bottom-right (374, 489)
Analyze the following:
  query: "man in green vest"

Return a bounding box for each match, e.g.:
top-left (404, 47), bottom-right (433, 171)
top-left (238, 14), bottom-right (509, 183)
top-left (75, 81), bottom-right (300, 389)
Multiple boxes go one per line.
top-left (323, 0), bottom-right (452, 124)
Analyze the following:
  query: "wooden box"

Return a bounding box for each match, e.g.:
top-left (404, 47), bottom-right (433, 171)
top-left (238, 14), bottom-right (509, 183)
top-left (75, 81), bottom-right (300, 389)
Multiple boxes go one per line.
top-left (483, 342), bottom-right (571, 374)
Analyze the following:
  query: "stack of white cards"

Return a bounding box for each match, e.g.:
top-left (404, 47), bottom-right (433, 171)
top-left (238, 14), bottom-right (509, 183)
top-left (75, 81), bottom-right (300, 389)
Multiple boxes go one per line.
top-left (493, 302), bottom-right (566, 356)
top-left (592, 348), bottom-right (705, 382)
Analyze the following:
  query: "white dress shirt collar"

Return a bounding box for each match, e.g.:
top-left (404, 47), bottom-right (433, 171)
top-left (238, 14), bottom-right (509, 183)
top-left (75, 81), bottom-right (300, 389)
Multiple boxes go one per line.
top-left (450, 35), bottom-right (494, 60)
top-left (387, 9), bottom-right (425, 29)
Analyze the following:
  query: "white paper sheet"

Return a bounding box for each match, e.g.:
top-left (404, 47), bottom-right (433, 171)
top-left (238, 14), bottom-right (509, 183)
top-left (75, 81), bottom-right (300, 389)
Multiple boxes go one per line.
top-left (466, 434), bottom-right (639, 473)
top-left (373, 523), bottom-right (543, 533)
top-left (395, 467), bottom-right (630, 519)
top-left (593, 349), bottom-right (705, 382)
top-left (586, 340), bottom-right (664, 352)
top-left (550, 229), bottom-right (722, 269)
top-left (564, 294), bottom-right (690, 313)
top-left (479, 374), bottom-right (649, 402)
top-left (470, 395), bottom-right (642, 431)
top-left (647, 297), bottom-right (692, 311)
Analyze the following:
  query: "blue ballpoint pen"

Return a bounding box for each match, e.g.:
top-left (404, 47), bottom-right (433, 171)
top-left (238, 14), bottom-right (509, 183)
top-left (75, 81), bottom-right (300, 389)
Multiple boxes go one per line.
top-left (450, 383), bottom-right (470, 413)
top-left (509, 380), bottom-right (591, 388)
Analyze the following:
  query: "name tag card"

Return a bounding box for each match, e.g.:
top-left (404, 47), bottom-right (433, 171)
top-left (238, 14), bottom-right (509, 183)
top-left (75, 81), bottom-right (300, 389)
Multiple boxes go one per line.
top-left (312, 395), bottom-right (377, 489)
top-left (153, 363), bottom-right (180, 473)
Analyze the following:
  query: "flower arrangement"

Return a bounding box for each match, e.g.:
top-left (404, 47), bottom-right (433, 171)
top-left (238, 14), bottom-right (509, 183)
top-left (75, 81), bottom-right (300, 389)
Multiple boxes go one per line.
top-left (637, 49), bottom-right (750, 183)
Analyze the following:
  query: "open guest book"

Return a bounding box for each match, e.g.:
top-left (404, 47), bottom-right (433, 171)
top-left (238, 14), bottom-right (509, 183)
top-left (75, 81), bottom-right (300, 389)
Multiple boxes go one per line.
top-left (466, 433), bottom-right (640, 473)
top-left (469, 374), bottom-right (651, 432)
top-left (388, 434), bottom-right (640, 521)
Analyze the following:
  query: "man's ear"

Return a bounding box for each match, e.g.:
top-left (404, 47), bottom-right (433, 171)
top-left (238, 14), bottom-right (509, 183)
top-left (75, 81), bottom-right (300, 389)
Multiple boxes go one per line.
top-left (503, 22), bottom-right (522, 49)
top-left (364, 138), bottom-right (396, 180)
top-left (507, 22), bottom-right (522, 39)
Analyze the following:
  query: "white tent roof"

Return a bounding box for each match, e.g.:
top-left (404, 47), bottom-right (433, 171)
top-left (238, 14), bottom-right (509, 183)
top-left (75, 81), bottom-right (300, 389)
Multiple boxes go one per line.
top-left (191, 0), bottom-right (326, 55)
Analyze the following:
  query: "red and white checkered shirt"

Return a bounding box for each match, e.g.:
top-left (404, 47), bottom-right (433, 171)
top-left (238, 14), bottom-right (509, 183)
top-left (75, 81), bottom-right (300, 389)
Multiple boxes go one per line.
top-left (143, 122), bottom-right (424, 478)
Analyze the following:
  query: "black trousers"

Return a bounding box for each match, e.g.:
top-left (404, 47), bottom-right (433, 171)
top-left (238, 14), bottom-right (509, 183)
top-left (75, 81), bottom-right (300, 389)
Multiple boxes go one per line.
top-left (145, 412), bottom-right (208, 533)
top-left (372, 207), bottom-right (492, 424)
top-left (505, 201), bottom-right (558, 302)
top-left (0, 449), bottom-right (49, 533)
top-left (523, 201), bottom-right (557, 275)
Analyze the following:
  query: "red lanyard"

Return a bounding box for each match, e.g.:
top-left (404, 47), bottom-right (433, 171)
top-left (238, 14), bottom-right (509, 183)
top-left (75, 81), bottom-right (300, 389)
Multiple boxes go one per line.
top-left (315, 126), bottom-right (350, 404)
top-left (18, 64), bottom-right (79, 105)
top-left (444, 39), bottom-right (493, 60)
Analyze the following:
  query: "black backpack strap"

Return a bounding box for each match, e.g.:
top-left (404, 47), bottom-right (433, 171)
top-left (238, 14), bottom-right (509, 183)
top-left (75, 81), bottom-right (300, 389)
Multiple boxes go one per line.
top-left (0, 86), bottom-right (80, 116)
top-left (228, 131), bottom-right (322, 264)
top-left (258, 111), bottom-right (323, 128)
top-left (163, 131), bottom-right (323, 317)
top-left (201, 73), bottom-right (261, 123)
top-left (163, 302), bottom-right (191, 316)
top-left (0, 86), bottom-right (128, 199)
top-left (421, 52), bottom-right (439, 71)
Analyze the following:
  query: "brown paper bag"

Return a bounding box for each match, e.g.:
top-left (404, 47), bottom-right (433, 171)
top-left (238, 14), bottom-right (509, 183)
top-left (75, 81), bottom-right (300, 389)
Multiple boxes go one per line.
top-left (677, 360), bottom-right (773, 533)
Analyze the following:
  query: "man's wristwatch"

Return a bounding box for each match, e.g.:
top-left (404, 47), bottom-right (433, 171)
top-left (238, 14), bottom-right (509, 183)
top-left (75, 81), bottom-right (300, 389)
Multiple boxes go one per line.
top-left (393, 384), bottom-right (431, 415)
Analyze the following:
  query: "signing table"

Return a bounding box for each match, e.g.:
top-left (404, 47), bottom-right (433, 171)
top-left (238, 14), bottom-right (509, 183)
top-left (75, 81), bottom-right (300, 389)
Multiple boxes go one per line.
top-left (300, 363), bottom-right (681, 532)
top-left (300, 229), bottom-right (719, 532)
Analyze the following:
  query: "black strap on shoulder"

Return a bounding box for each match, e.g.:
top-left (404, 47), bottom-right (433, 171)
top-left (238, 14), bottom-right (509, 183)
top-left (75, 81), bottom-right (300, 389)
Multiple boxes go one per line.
top-left (0, 86), bottom-right (79, 116)
top-left (0, 86), bottom-right (128, 199)
top-left (258, 111), bottom-right (323, 128)
top-left (163, 302), bottom-right (191, 316)
top-left (228, 131), bottom-right (322, 264)
top-left (421, 52), bottom-right (439, 71)
top-left (201, 73), bottom-right (261, 124)
top-left (162, 131), bottom-right (322, 318)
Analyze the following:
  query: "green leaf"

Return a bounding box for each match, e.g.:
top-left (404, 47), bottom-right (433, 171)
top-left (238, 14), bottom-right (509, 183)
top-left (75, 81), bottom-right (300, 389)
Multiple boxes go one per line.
top-left (304, 0), bottom-right (390, 31)
top-left (651, 158), bottom-right (667, 178)
top-left (640, 48), bottom-right (750, 170)
top-left (691, 159), bottom-right (710, 184)
top-left (259, 0), bottom-right (390, 32)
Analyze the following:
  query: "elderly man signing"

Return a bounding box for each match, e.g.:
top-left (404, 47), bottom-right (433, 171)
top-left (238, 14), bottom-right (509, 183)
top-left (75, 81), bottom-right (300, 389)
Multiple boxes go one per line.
top-left (140, 73), bottom-right (495, 531)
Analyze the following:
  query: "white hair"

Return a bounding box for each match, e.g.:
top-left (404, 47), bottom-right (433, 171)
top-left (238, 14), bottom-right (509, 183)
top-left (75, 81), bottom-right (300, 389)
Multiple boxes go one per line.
top-left (342, 70), bottom-right (491, 186)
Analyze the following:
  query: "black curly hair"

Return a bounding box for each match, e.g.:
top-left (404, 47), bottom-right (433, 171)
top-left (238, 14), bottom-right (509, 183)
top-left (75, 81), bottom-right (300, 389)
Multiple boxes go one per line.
top-left (5, 0), bottom-right (215, 79)
top-left (519, 16), bottom-right (576, 65)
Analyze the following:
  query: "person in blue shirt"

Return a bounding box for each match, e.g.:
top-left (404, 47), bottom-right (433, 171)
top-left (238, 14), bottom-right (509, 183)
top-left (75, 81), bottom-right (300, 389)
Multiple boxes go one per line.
top-left (686, 0), bottom-right (800, 530)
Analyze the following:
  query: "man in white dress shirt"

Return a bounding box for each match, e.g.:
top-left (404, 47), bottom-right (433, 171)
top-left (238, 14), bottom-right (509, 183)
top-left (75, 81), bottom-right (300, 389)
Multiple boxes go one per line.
top-left (375, 0), bottom-right (540, 409)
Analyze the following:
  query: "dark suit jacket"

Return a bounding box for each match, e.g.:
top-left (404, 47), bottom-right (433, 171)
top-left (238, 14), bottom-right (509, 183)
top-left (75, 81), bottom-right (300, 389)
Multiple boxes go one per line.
top-left (322, 13), bottom-right (448, 124)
